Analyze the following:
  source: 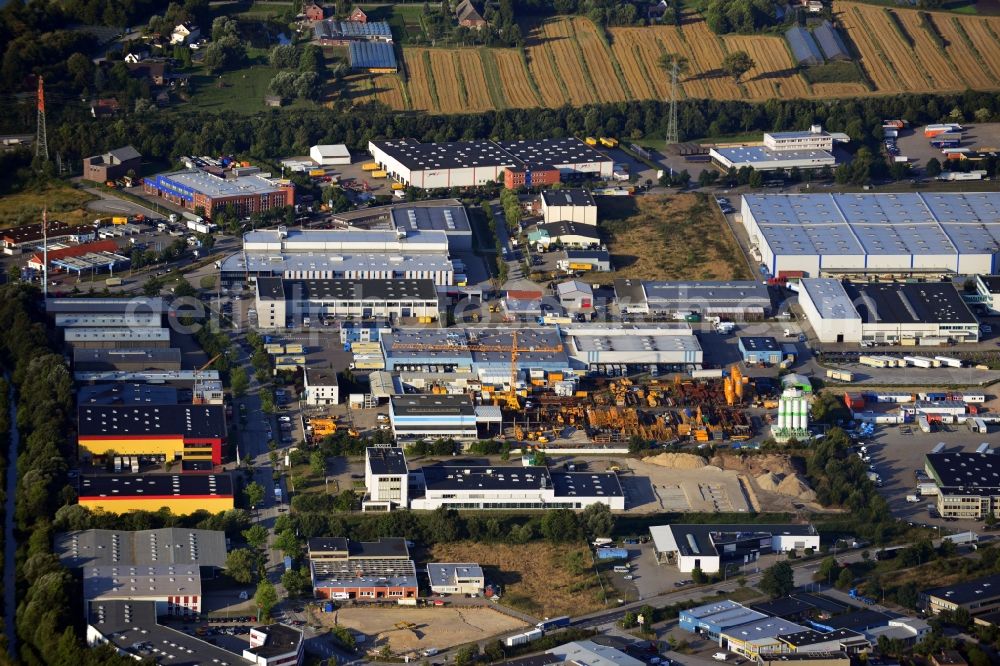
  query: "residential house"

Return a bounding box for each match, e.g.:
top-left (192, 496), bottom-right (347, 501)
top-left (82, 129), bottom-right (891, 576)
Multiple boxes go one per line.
top-left (126, 61), bottom-right (167, 86)
top-left (455, 0), bottom-right (487, 29)
top-left (124, 49), bottom-right (150, 63)
top-left (91, 98), bottom-right (121, 118)
top-left (170, 23), bottom-right (201, 45)
top-left (303, 2), bottom-right (325, 21)
top-left (348, 6), bottom-right (368, 22)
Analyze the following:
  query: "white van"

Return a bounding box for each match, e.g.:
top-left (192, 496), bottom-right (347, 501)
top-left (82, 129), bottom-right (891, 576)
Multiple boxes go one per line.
top-left (712, 654), bottom-right (729, 662)
top-left (613, 565), bottom-right (630, 573)
top-left (906, 495), bottom-right (920, 503)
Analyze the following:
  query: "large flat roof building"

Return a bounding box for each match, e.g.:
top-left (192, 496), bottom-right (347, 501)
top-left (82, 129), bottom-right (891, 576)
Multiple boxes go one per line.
top-left (307, 537), bottom-right (417, 600)
top-left (561, 323), bottom-right (703, 368)
top-left (798, 279), bottom-right (980, 344)
top-left (222, 228), bottom-right (455, 286)
top-left (56, 528), bottom-right (228, 569)
top-left (651, 524), bottom-right (819, 573)
top-left (143, 168), bottom-right (294, 220)
top-left (381, 327), bottom-right (571, 383)
top-left (78, 404), bottom-right (227, 464)
top-left (369, 138), bottom-right (613, 189)
top-left (712, 146), bottom-right (836, 173)
top-left (78, 473), bottom-right (234, 515)
top-left (742, 193), bottom-right (1000, 278)
top-left (614, 279), bottom-right (771, 320)
top-left (254, 277), bottom-right (439, 329)
top-left (73, 348), bottom-right (183, 372)
top-left (364, 446), bottom-right (408, 511)
top-left (427, 563), bottom-right (485, 595)
top-left (540, 188), bottom-right (598, 226)
top-left (64, 326), bottom-right (171, 350)
top-left (411, 464), bottom-right (625, 511)
top-left (921, 573), bottom-right (1000, 616)
top-left (925, 451), bottom-right (1000, 519)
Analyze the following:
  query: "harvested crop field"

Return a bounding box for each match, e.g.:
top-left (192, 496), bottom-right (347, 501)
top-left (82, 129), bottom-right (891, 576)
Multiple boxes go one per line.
top-left (371, 73), bottom-right (407, 109)
top-left (454, 50), bottom-right (494, 112)
top-left (494, 49), bottom-right (542, 108)
top-left (348, 7), bottom-right (1000, 113)
top-left (430, 541), bottom-right (607, 618)
top-left (310, 606), bottom-right (526, 656)
top-left (600, 193), bottom-right (752, 281)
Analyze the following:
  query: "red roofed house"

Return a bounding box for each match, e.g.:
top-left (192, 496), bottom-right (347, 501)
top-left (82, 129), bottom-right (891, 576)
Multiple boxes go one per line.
top-left (348, 6), bottom-right (368, 22)
top-left (28, 239), bottom-right (121, 271)
top-left (455, 0), bottom-right (487, 29)
top-left (303, 2), bottom-right (325, 21)
top-left (91, 98), bottom-right (121, 118)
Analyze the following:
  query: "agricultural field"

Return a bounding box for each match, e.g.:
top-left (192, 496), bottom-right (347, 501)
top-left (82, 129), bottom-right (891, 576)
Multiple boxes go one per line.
top-left (835, 1), bottom-right (1000, 93)
top-left (346, 6), bottom-right (1000, 113)
top-left (430, 541), bottom-right (608, 618)
top-left (600, 194), bottom-right (753, 281)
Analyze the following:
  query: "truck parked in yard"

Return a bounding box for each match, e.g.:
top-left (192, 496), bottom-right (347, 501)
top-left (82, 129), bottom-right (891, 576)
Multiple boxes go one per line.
top-left (536, 616), bottom-right (571, 631)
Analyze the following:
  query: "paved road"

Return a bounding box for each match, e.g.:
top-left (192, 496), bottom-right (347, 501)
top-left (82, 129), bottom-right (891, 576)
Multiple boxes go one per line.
top-left (3, 376), bottom-right (18, 658)
top-left (79, 185), bottom-right (163, 220)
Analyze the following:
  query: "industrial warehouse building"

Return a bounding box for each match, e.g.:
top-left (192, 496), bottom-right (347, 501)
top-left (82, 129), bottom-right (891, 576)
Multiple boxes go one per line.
top-left (143, 167), bottom-right (294, 219)
top-left (798, 279), bottom-right (980, 344)
top-left (368, 138), bottom-right (613, 189)
top-left (389, 204), bottom-right (473, 250)
top-left (974, 275), bottom-right (1000, 314)
top-left (381, 327), bottom-right (571, 383)
top-left (711, 127), bottom-right (838, 173)
top-left (307, 537), bottom-right (418, 600)
top-left (921, 573), bottom-right (1000, 616)
top-left (73, 348), bottom-right (183, 372)
top-left (388, 394), bottom-right (501, 441)
top-left (562, 323), bottom-right (703, 369)
top-left (738, 336), bottom-right (783, 365)
top-left (614, 279), bottom-right (772, 320)
top-left (46, 296), bottom-right (164, 318)
top-left (254, 277), bottom-right (440, 328)
top-left (650, 523), bottom-right (820, 574)
top-left (2, 220), bottom-right (88, 255)
top-left (309, 144), bottom-right (351, 166)
top-left (427, 563), bottom-right (485, 595)
top-left (64, 327), bottom-right (171, 350)
top-left (742, 193), bottom-right (1000, 278)
top-left (78, 473), bottom-right (234, 515)
top-left (411, 464), bottom-right (625, 511)
top-left (540, 189), bottom-right (598, 225)
top-left (221, 228), bottom-right (456, 286)
top-left (55, 528), bottom-right (229, 569)
top-left (528, 221), bottom-right (602, 249)
top-left (77, 404), bottom-right (227, 464)
top-left (925, 451), bottom-right (1000, 520)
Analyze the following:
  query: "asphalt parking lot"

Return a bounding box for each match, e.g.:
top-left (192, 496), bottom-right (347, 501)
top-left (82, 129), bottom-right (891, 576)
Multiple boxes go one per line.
top-left (859, 423), bottom-right (994, 535)
top-left (896, 122), bottom-right (1000, 173)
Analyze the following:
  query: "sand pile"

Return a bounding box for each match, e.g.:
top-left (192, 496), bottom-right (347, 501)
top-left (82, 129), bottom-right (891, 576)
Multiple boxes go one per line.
top-left (642, 452), bottom-right (707, 470)
top-left (777, 473), bottom-right (817, 501)
top-left (755, 472), bottom-right (782, 492)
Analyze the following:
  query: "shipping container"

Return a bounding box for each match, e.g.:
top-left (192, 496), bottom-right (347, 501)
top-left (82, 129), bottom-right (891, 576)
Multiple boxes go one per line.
top-left (599, 137), bottom-right (619, 147)
top-left (904, 356), bottom-right (933, 368)
top-left (309, 169), bottom-right (326, 177)
top-left (596, 547), bottom-right (629, 560)
top-left (285, 343), bottom-right (305, 354)
top-left (361, 162), bottom-right (378, 171)
top-left (860, 355), bottom-right (889, 368)
top-left (844, 392), bottom-right (865, 410)
top-left (105, 277), bottom-right (123, 287)
top-left (505, 629), bottom-right (543, 647)
top-left (584, 137), bottom-right (598, 146)
top-left (826, 369), bottom-right (854, 382)
top-left (924, 123), bottom-right (963, 137)
top-left (265, 344), bottom-right (285, 354)
top-left (918, 414), bottom-right (931, 433)
top-left (934, 356), bottom-right (963, 368)
top-left (371, 170), bottom-right (387, 178)
top-left (962, 393), bottom-right (986, 404)
top-left (391, 182), bottom-right (405, 190)
top-left (112, 216), bottom-right (128, 225)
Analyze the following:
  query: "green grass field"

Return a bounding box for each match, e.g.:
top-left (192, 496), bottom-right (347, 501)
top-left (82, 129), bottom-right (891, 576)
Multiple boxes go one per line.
top-left (0, 183), bottom-right (96, 228)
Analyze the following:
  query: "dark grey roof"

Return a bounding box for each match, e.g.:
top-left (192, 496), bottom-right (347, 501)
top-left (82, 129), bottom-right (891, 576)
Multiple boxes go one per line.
top-left (421, 465), bottom-right (552, 491)
top-left (306, 366), bottom-right (338, 385)
top-left (656, 524), bottom-right (817, 559)
top-left (790, 593), bottom-right (850, 614)
top-left (778, 628), bottom-right (865, 647)
top-left (371, 138), bottom-right (611, 172)
top-left (282, 278), bottom-right (438, 301)
top-left (390, 204), bottom-right (471, 234)
top-left (108, 145), bottom-right (141, 162)
top-left (566, 249), bottom-right (610, 261)
top-left (308, 537), bottom-right (410, 558)
top-left (979, 275), bottom-right (1000, 293)
top-left (926, 452), bottom-right (1000, 491)
top-left (256, 277), bottom-right (284, 300)
top-left (55, 528), bottom-right (228, 568)
top-left (246, 624), bottom-right (302, 660)
top-left (538, 221), bottom-right (601, 239)
top-left (46, 297), bottom-right (165, 314)
top-left (367, 447), bottom-right (408, 475)
top-left (550, 471), bottom-right (624, 498)
top-left (750, 596), bottom-right (817, 618)
top-left (87, 600), bottom-right (246, 665)
top-left (740, 336), bottom-right (781, 352)
top-left (923, 573), bottom-right (1000, 605)
top-left (349, 41), bottom-right (397, 70)
top-left (79, 474), bottom-right (233, 499)
top-left (845, 282), bottom-right (977, 325)
top-left (391, 393), bottom-right (475, 416)
top-left (823, 609), bottom-right (896, 631)
top-left (541, 189), bottom-right (597, 207)
top-left (78, 383), bottom-right (178, 406)
top-left (78, 404), bottom-right (226, 438)
top-left (615, 279), bottom-right (647, 306)
top-left (786, 26), bottom-right (824, 66)
top-left (73, 348), bottom-right (182, 371)
top-left (814, 21), bottom-right (850, 60)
